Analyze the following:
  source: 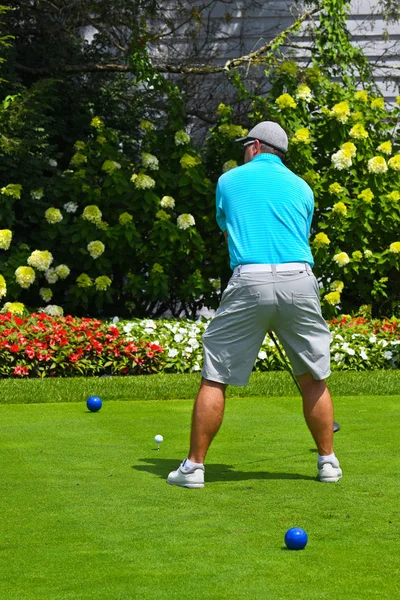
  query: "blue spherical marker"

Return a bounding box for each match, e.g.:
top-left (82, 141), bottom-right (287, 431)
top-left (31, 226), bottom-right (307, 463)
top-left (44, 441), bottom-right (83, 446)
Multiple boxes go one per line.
top-left (284, 527), bottom-right (308, 550)
top-left (86, 395), bottom-right (102, 412)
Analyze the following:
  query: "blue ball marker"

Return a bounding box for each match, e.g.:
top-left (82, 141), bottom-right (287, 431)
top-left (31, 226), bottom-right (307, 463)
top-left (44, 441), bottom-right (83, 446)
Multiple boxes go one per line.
top-left (284, 527), bottom-right (308, 550)
top-left (86, 395), bottom-right (102, 412)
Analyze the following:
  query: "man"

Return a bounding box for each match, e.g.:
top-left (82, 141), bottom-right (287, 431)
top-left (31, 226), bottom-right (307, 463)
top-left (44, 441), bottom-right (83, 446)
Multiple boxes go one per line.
top-left (167, 121), bottom-right (342, 488)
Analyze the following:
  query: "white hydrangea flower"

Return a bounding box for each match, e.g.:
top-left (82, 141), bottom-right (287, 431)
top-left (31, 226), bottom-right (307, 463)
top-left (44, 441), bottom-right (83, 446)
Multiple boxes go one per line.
top-left (367, 156), bottom-right (388, 174)
top-left (82, 205), bottom-right (102, 224)
top-left (331, 150), bottom-right (352, 170)
top-left (177, 214), bottom-right (195, 230)
top-left (42, 305), bottom-right (64, 316)
top-left (15, 266), bottom-right (36, 288)
top-left (64, 202), bottom-right (78, 213)
top-left (175, 130), bottom-right (191, 146)
top-left (295, 84), bottom-right (313, 102)
top-left (44, 268), bottom-right (59, 284)
top-left (0, 229), bottom-right (12, 250)
top-left (39, 288), bottom-right (53, 302)
top-left (160, 196), bottom-right (175, 209)
top-left (383, 351), bottom-right (393, 360)
top-left (142, 152), bottom-right (159, 171)
top-left (130, 174), bottom-right (156, 189)
top-left (45, 208), bottom-right (63, 224)
top-left (0, 274), bottom-right (6, 299)
top-left (333, 252), bottom-right (350, 267)
top-left (28, 250), bottom-right (53, 272)
top-left (87, 240), bottom-right (105, 259)
top-left (55, 264), bottom-right (70, 279)
top-left (258, 350), bottom-right (267, 360)
top-left (31, 188), bottom-right (44, 200)
top-left (168, 348), bottom-right (179, 358)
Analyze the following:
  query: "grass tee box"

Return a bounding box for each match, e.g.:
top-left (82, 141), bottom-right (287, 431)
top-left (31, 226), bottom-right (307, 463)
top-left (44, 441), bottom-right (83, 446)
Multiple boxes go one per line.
top-left (1, 370), bottom-right (400, 404)
top-left (0, 395), bottom-right (399, 599)
top-left (1, 374), bottom-right (400, 599)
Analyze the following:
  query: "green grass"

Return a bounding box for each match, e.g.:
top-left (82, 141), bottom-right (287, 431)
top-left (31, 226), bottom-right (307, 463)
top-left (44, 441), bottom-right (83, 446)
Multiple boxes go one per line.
top-left (1, 384), bottom-right (399, 599)
top-left (1, 369), bottom-right (400, 404)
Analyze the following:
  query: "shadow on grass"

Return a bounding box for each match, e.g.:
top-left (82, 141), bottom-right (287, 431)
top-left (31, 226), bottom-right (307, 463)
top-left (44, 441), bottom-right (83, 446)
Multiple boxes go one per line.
top-left (133, 458), bottom-right (315, 482)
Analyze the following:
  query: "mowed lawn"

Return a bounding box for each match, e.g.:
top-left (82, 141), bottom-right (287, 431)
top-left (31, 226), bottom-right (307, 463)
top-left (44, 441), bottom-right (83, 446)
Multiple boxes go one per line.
top-left (0, 374), bottom-right (399, 599)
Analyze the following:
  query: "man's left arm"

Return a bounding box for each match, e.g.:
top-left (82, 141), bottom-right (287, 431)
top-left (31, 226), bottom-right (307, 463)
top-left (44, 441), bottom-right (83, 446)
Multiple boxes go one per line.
top-left (216, 180), bottom-right (227, 235)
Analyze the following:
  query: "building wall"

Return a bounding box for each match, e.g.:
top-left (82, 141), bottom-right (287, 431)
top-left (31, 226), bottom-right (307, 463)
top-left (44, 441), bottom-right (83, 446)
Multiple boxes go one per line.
top-left (157, 0), bottom-right (399, 101)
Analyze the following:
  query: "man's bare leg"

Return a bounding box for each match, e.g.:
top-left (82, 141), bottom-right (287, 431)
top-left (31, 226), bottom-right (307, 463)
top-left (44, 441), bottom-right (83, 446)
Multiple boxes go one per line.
top-left (296, 373), bottom-right (334, 456)
top-left (188, 378), bottom-right (226, 464)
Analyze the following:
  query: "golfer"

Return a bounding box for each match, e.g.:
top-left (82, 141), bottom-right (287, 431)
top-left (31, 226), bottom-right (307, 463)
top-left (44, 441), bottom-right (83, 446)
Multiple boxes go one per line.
top-left (168, 121), bottom-right (342, 488)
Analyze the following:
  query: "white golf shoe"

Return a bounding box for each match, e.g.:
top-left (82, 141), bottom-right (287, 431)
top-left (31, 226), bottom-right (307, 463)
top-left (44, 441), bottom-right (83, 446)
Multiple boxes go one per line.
top-left (318, 458), bottom-right (342, 483)
top-left (167, 460), bottom-right (205, 488)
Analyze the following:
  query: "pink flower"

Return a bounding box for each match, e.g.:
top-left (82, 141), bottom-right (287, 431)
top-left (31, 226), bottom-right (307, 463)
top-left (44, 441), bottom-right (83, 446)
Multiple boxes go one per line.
top-left (13, 365), bottom-right (29, 376)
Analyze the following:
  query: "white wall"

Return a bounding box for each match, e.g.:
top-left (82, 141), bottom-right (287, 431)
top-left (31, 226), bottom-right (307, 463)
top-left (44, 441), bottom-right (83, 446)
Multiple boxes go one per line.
top-left (156, 0), bottom-right (399, 100)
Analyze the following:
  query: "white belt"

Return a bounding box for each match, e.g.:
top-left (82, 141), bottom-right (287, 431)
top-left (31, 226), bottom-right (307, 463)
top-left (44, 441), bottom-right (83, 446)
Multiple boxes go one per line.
top-left (233, 262), bottom-right (310, 275)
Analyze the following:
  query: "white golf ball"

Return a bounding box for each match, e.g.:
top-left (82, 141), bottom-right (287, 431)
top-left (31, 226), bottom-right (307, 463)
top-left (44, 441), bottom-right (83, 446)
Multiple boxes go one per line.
top-left (154, 434), bottom-right (163, 444)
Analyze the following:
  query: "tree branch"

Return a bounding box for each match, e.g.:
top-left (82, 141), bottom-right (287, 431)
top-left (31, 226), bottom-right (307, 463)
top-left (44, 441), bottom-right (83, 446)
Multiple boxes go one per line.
top-left (14, 6), bottom-right (320, 77)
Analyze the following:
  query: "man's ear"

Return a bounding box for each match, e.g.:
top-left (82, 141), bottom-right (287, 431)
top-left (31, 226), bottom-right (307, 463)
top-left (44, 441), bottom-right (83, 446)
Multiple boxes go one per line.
top-left (252, 139), bottom-right (260, 156)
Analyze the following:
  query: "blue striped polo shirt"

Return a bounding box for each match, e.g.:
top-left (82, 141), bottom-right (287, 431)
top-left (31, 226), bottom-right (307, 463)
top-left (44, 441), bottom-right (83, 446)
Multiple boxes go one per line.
top-left (216, 154), bottom-right (315, 270)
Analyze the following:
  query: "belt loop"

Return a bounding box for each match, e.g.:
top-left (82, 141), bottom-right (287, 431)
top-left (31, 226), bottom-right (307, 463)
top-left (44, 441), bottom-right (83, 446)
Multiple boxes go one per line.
top-left (237, 265), bottom-right (241, 277)
top-left (271, 265), bottom-right (277, 275)
top-left (306, 263), bottom-right (312, 275)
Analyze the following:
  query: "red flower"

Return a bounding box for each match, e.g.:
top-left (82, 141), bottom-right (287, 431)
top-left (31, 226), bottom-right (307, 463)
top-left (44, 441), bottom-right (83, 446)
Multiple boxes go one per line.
top-left (37, 351), bottom-right (52, 362)
top-left (149, 343), bottom-right (163, 353)
top-left (25, 346), bottom-right (35, 359)
top-left (68, 353), bottom-right (81, 363)
top-left (9, 344), bottom-right (21, 353)
top-left (92, 341), bottom-right (103, 354)
top-left (147, 351), bottom-right (155, 358)
top-left (124, 343), bottom-right (138, 354)
top-left (13, 365), bottom-right (29, 376)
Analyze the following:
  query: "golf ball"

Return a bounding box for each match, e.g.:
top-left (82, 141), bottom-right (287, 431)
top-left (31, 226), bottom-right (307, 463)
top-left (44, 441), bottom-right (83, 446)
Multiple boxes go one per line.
top-left (154, 434), bottom-right (163, 443)
top-left (284, 527), bottom-right (308, 550)
top-left (86, 395), bottom-right (102, 412)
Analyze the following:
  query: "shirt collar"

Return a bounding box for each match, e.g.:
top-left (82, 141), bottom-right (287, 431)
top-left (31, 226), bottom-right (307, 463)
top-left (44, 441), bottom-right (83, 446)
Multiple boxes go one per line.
top-left (251, 154), bottom-right (283, 165)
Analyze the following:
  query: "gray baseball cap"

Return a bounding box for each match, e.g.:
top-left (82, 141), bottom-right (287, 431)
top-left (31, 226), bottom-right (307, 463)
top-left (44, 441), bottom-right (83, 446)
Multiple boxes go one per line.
top-left (236, 121), bottom-right (288, 153)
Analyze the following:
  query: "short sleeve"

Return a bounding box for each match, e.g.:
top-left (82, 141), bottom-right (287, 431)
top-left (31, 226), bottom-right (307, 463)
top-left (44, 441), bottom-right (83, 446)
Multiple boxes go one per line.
top-left (216, 180), bottom-right (227, 232)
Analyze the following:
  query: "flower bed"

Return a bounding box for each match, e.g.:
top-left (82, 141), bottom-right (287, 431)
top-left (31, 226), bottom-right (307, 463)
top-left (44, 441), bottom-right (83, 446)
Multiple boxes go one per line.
top-left (0, 313), bottom-right (399, 378)
top-left (0, 313), bottom-right (163, 378)
top-left (117, 315), bottom-right (400, 373)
